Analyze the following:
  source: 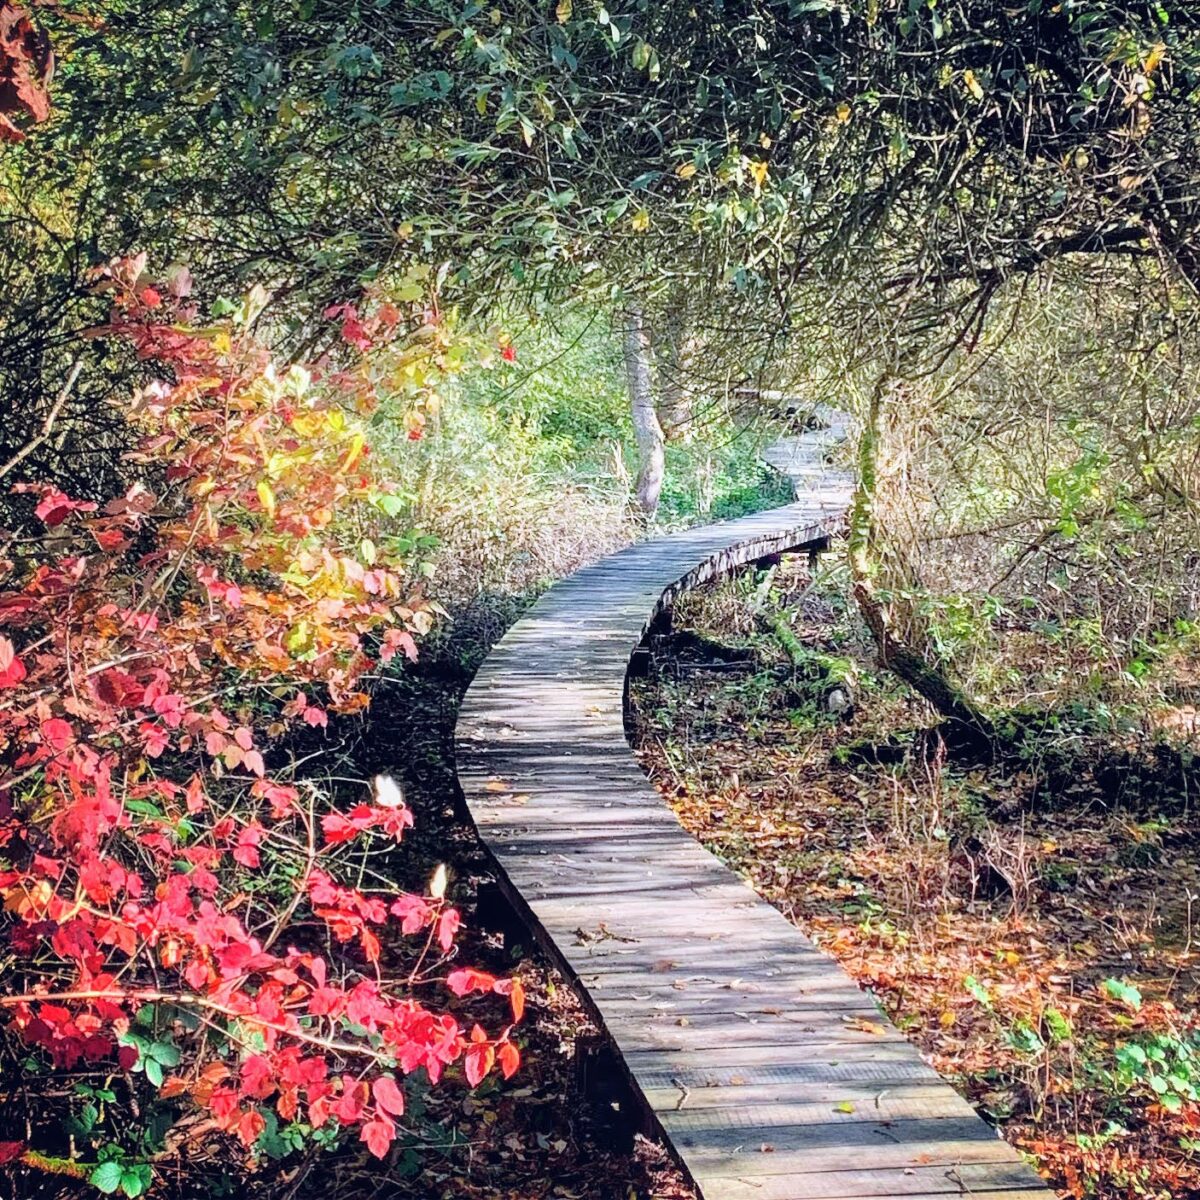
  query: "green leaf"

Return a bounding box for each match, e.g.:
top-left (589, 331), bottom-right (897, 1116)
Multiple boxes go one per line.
top-left (144, 1058), bottom-right (164, 1088)
top-left (1103, 978), bottom-right (1143, 1012)
top-left (148, 1040), bottom-right (179, 1067)
top-left (1044, 1008), bottom-right (1072, 1043)
top-left (124, 799), bottom-right (164, 819)
top-left (964, 975), bottom-right (993, 1010)
top-left (90, 1162), bottom-right (125, 1194)
top-left (120, 1165), bottom-right (152, 1199)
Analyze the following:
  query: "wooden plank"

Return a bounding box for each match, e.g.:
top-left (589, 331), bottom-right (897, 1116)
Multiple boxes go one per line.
top-left (453, 412), bottom-right (1049, 1200)
top-left (663, 1116), bottom-right (1015, 1172)
top-left (676, 1163), bottom-right (1038, 1200)
top-left (655, 1084), bottom-right (985, 1127)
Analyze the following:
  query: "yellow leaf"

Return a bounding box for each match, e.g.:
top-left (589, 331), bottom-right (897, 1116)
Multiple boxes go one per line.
top-left (256, 479), bottom-right (276, 519)
top-left (834, 1101), bottom-right (855, 1114)
top-left (963, 69), bottom-right (984, 101)
top-left (630, 208), bottom-right (650, 232)
top-left (675, 161), bottom-right (697, 180)
top-left (291, 413), bottom-right (321, 437)
top-left (939, 1010), bottom-right (956, 1028)
top-left (1144, 42), bottom-right (1165, 74)
top-left (748, 159), bottom-right (769, 188)
top-left (556, 0), bottom-right (572, 21)
top-left (361, 537), bottom-right (377, 566)
top-left (759, 132), bottom-right (772, 148)
top-left (341, 431), bottom-right (365, 472)
top-left (835, 101), bottom-right (851, 123)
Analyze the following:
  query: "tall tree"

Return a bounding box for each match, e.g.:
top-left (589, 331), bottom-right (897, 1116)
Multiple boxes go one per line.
top-left (621, 302), bottom-right (665, 516)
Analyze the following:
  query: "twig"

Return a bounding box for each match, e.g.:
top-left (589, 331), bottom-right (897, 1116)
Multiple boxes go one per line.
top-left (0, 358), bottom-right (84, 482)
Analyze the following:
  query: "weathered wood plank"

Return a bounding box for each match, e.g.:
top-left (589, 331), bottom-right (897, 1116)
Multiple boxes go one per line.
top-left (453, 411), bottom-right (1049, 1199)
top-left (676, 1162), bottom-right (1039, 1200)
top-left (664, 1115), bottom-right (1015, 1171)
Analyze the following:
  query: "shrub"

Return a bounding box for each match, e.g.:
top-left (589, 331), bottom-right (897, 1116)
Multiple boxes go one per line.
top-left (0, 259), bottom-right (520, 1193)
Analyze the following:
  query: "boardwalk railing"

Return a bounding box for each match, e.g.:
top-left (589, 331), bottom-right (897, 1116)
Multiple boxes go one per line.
top-left (455, 414), bottom-right (1049, 1200)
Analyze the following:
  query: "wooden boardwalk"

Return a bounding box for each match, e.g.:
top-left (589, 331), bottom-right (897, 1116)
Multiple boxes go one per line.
top-left (455, 414), bottom-right (1049, 1200)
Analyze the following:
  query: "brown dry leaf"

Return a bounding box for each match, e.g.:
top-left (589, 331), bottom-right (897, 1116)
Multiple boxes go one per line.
top-left (842, 1017), bottom-right (889, 1035)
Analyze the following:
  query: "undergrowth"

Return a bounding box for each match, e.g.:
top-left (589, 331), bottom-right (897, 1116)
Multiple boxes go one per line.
top-left (632, 551), bottom-right (1200, 1200)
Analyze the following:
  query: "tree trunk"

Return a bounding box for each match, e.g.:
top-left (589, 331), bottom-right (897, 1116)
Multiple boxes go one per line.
top-left (848, 375), bottom-right (993, 747)
top-left (656, 307), bottom-right (696, 441)
top-left (622, 303), bottom-right (665, 518)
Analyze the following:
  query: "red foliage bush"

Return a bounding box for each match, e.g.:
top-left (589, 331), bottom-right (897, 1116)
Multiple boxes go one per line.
top-left (0, 259), bottom-right (520, 1191)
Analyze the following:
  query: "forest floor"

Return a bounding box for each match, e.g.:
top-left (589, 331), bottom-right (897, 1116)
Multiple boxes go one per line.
top-left (629, 555), bottom-right (1200, 1200)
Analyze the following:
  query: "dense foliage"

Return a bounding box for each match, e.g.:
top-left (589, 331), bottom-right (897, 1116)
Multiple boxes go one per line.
top-left (9, 2), bottom-right (1200, 454)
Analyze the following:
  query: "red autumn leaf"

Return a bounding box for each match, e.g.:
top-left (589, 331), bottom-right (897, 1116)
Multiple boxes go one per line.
top-left (321, 811), bottom-right (361, 845)
top-left (0, 634), bottom-right (25, 688)
top-left (446, 967), bottom-right (497, 997)
top-left (232, 822), bottom-right (264, 869)
top-left (32, 487), bottom-right (97, 527)
top-left (436, 907), bottom-right (460, 952)
top-left (372, 1075), bottom-right (405, 1117)
top-left (158, 1076), bottom-right (188, 1100)
top-left (236, 1108), bottom-right (266, 1147)
top-left (497, 1040), bottom-right (520, 1079)
top-left (464, 1039), bottom-right (495, 1088)
top-left (360, 926), bottom-right (381, 963)
top-left (493, 977), bottom-right (526, 1022)
top-left (93, 528), bottom-right (128, 551)
top-left (360, 1116), bottom-right (394, 1159)
top-left (0, 1141), bottom-right (24, 1165)
top-left (40, 717), bottom-right (72, 752)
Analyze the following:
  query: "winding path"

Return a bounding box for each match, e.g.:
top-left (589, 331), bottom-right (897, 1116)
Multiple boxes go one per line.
top-left (455, 414), bottom-right (1048, 1200)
